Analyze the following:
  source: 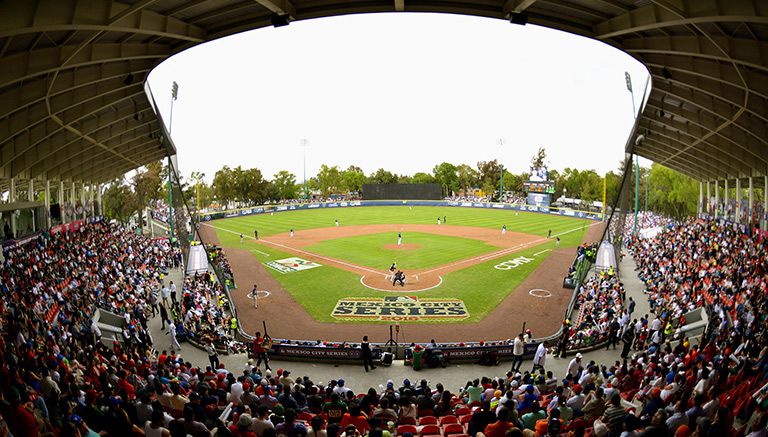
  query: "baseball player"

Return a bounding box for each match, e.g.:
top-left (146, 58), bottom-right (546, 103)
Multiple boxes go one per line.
top-left (389, 262), bottom-right (397, 281)
top-left (252, 284), bottom-right (259, 308)
top-left (397, 232), bottom-right (402, 246)
top-left (290, 228), bottom-right (294, 237)
top-left (254, 229), bottom-right (259, 240)
top-left (437, 217), bottom-right (441, 225)
top-left (240, 233), bottom-right (244, 243)
top-left (335, 219), bottom-right (339, 227)
top-left (502, 224), bottom-right (507, 235)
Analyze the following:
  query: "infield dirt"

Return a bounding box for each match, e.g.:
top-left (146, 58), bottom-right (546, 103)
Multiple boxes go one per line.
top-left (199, 220), bottom-right (605, 342)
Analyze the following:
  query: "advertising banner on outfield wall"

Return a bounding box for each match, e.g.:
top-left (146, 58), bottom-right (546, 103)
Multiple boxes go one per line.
top-left (201, 200), bottom-right (602, 223)
top-left (331, 296), bottom-right (469, 322)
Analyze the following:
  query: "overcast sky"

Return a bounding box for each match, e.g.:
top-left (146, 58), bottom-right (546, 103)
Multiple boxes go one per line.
top-left (147, 13), bottom-right (651, 184)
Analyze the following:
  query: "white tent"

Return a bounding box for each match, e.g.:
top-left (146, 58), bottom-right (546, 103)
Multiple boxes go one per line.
top-left (186, 245), bottom-right (209, 275)
top-left (595, 240), bottom-right (617, 271)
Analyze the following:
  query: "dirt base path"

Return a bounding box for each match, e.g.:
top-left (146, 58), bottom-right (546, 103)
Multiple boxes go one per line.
top-left (199, 220), bottom-right (606, 342)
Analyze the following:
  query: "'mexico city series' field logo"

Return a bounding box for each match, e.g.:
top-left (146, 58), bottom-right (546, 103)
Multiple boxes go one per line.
top-left (331, 296), bottom-right (469, 322)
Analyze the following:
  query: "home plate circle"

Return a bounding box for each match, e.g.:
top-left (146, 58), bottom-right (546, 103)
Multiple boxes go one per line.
top-left (529, 289), bottom-right (552, 298)
top-left (251, 291), bottom-right (271, 299)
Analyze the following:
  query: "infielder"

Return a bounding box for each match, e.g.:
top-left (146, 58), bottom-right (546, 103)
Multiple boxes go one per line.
top-left (335, 219), bottom-right (339, 227)
top-left (502, 224), bottom-right (507, 235)
top-left (437, 217), bottom-right (441, 225)
top-left (290, 228), bottom-right (294, 237)
top-left (397, 232), bottom-right (402, 246)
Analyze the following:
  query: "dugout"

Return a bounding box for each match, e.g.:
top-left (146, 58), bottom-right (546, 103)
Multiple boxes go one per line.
top-left (362, 183), bottom-right (442, 200)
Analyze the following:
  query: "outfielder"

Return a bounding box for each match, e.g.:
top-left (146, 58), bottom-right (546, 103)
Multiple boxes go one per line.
top-left (290, 228), bottom-right (294, 237)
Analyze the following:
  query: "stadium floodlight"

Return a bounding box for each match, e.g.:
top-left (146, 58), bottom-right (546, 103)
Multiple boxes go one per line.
top-left (510, 12), bottom-right (528, 25)
top-left (271, 14), bottom-right (290, 27)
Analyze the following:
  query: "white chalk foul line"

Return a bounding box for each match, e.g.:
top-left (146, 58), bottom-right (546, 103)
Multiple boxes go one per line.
top-left (204, 222), bottom-right (386, 275)
top-left (419, 221), bottom-right (600, 275)
top-left (533, 249), bottom-right (552, 257)
top-left (200, 222), bottom-right (272, 256)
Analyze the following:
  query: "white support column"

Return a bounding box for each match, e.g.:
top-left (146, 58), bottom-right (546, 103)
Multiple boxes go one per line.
top-left (9, 178), bottom-right (16, 238)
top-left (764, 176), bottom-right (767, 230)
top-left (715, 180), bottom-right (720, 219)
top-left (725, 179), bottom-right (730, 220)
top-left (28, 180), bottom-right (35, 232)
top-left (96, 184), bottom-right (103, 216)
top-left (90, 184), bottom-right (95, 217)
top-left (749, 177), bottom-right (754, 225)
top-left (59, 181), bottom-right (65, 223)
top-left (80, 183), bottom-right (86, 220)
top-left (706, 181), bottom-right (711, 215)
top-left (698, 182), bottom-right (703, 216)
top-left (71, 182), bottom-right (76, 222)
top-left (45, 180), bottom-right (51, 229)
top-left (736, 178), bottom-right (741, 223)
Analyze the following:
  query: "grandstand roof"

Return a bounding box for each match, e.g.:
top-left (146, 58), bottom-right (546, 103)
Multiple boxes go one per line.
top-left (1, 0), bottom-right (766, 185)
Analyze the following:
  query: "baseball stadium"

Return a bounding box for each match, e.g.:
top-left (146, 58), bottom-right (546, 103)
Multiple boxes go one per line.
top-left (1, 2), bottom-right (768, 436)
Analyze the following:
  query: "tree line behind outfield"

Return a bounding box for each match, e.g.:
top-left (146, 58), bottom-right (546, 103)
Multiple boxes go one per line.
top-left (103, 149), bottom-right (704, 224)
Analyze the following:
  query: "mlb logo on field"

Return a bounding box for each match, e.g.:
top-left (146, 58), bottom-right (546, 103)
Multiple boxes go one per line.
top-left (384, 296), bottom-right (419, 303)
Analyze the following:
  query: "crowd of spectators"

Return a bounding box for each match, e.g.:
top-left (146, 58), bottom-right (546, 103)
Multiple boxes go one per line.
top-left (565, 270), bottom-right (626, 351)
top-left (4, 200), bottom-right (768, 437)
top-left (207, 245), bottom-right (235, 286)
top-left (178, 271), bottom-right (248, 356)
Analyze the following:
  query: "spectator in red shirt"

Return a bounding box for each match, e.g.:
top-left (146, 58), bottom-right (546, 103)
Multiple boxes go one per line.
top-left (484, 407), bottom-right (514, 437)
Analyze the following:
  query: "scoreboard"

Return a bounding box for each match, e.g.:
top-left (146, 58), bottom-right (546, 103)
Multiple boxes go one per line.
top-left (523, 180), bottom-right (555, 194)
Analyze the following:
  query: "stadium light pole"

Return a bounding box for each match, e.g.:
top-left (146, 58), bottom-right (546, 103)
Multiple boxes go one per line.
top-left (301, 139), bottom-right (308, 202)
top-left (167, 81), bottom-right (179, 239)
top-left (645, 173), bottom-right (649, 212)
top-left (625, 71), bottom-right (639, 235)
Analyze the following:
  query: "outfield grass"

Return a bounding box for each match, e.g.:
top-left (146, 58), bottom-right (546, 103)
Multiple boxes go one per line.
top-left (305, 231), bottom-right (500, 270)
top-left (213, 206), bottom-right (591, 245)
top-left (211, 206), bottom-right (592, 324)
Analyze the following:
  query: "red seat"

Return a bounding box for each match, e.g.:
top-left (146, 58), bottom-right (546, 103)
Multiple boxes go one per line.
top-left (439, 416), bottom-right (458, 426)
top-left (419, 416), bottom-right (438, 425)
top-left (459, 415), bottom-right (472, 425)
top-left (443, 424), bottom-right (465, 436)
top-left (298, 412), bottom-right (315, 422)
top-left (455, 407), bottom-right (471, 416)
top-left (421, 425), bottom-right (441, 436)
top-left (400, 417), bottom-right (417, 426)
top-left (398, 425), bottom-right (418, 435)
top-left (419, 409), bottom-right (435, 418)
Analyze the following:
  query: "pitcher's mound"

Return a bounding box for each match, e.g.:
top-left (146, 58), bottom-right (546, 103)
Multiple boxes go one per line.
top-left (384, 243), bottom-right (421, 250)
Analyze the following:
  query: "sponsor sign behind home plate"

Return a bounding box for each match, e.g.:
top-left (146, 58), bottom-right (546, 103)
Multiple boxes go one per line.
top-left (332, 295), bottom-right (469, 322)
top-left (264, 257), bottom-right (322, 274)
